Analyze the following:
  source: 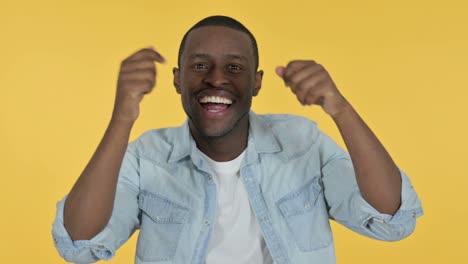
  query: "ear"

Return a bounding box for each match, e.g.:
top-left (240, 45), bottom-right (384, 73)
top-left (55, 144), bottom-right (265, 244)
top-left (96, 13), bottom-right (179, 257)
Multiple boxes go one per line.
top-left (253, 70), bottom-right (263, 96)
top-left (173, 67), bottom-right (181, 94)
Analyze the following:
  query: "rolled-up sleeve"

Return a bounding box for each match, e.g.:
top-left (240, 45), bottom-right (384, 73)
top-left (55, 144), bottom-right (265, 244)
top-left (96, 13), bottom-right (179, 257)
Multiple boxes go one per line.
top-left (52, 149), bottom-right (141, 263)
top-left (319, 133), bottom-right (423, 241)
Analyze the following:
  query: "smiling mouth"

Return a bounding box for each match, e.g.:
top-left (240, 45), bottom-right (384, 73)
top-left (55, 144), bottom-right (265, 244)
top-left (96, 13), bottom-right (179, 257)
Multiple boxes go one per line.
top-left (199, 96), bottom-right (233, 113)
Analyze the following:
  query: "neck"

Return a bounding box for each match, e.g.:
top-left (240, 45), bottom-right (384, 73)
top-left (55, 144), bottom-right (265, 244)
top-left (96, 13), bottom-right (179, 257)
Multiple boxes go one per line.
top-left (190, 117), bottom-right (249, 162)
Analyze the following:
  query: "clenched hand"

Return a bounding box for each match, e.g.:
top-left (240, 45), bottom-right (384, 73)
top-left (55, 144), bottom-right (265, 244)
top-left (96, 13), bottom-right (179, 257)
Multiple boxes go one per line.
top-left (276, 61), bottom-right (349, 118)
top-left (112, 47), bottom-right (165, 123)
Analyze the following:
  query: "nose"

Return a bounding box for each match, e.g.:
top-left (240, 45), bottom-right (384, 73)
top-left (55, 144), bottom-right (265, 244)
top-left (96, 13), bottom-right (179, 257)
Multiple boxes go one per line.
top-left (203, 66), bottom-right (229, 87)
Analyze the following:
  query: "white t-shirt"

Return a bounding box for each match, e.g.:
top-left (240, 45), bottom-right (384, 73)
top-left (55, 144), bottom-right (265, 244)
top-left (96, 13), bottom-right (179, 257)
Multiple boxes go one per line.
top-left (199, 150), bottom-right (274, 264)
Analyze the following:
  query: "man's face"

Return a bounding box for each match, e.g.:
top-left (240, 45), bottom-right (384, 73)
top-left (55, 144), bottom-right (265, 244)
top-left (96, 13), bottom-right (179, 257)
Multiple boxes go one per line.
top-left (174, 26), bottom-right (263, 139)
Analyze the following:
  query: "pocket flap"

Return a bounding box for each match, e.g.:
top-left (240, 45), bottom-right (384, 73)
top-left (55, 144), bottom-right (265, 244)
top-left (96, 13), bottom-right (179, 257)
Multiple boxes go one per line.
top-left (276, 177), bottom-right (322, 217)
top-left (138, 191), bottom-right (189, 224)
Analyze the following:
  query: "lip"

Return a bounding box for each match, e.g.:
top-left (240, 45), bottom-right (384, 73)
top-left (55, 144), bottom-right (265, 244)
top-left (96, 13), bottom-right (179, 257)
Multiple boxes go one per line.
top-left (195, 89), bottom-right (236, 119)
top-left (198, 100), bottom-right (233, 119)
top-left (195, 88), bottom-right (237, 102)
top-left (200, 104), bottom-right (232, 119)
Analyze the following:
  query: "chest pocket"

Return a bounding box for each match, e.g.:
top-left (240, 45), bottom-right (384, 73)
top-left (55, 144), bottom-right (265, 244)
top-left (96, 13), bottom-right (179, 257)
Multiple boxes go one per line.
top-left (137, 191), bottom-right (190, 262)
top-left (276, 176), bottom-right (333, 251)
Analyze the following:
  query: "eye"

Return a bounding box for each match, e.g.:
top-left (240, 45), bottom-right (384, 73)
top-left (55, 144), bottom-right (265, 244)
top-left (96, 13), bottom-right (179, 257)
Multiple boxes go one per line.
top-left (192, 63), bottom-right (208, 71)
top-left (227, 64), bottom-right (242, 72)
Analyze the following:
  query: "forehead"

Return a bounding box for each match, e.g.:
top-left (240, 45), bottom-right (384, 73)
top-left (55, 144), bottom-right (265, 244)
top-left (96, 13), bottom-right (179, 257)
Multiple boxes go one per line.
top-left (183, 26), bottom-right (254, 61)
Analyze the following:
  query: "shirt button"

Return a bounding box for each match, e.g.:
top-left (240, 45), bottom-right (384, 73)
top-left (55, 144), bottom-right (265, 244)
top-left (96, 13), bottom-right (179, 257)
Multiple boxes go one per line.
top-left (373, 217), bottom-right (384, 223)
top-left (304, 203), bottom-right (311, 209)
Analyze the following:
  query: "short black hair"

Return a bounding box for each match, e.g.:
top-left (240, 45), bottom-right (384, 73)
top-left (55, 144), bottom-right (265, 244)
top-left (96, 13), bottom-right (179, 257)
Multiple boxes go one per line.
top-left (177, 15), bottom-right (259, 69)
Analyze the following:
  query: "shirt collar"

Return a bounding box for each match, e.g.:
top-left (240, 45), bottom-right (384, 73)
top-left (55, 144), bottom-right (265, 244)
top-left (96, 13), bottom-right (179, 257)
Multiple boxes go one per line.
top-left (168, 111), bottom-right (281, 163)
top-left (167, 119), bottom-right (191, 163)
top-left (247, 111), bottom-right (281, 153)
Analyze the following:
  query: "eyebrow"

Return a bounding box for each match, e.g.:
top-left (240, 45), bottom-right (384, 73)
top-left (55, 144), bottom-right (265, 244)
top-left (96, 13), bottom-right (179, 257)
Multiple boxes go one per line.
top-left (190, 53), bottom-right (247, 61)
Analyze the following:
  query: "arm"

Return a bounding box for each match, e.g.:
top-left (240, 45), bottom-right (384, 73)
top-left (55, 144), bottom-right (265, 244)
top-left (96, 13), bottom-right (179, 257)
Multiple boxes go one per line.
top-left (276, 62), bottom-right (400, 215)
top-left (53, 149), bottom-right (141, 262)
top-left (63, 47), bottom-right (165, 240)
top-left (331, 102), bottom-right (401, 215)
top-left (63, 119), bottom-right (133, 240)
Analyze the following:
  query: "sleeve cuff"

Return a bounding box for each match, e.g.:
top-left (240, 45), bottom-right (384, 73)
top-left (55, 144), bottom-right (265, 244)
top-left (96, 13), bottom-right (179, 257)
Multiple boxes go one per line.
top-left (351, 169), bottom-right (424, 241)
top-left (51, 196), bottom-right (115, 262)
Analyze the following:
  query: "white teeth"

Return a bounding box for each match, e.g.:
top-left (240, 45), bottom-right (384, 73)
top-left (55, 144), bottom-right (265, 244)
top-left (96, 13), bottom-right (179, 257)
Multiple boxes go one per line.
top-left (199, 96), bottom-right (232, 104)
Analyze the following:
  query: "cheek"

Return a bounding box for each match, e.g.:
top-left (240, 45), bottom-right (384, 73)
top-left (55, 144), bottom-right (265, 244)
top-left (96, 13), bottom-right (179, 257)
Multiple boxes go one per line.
top-left (181, 93), bottom-right (192, 106)
top-left (243, 80), bottom-right (258, 97)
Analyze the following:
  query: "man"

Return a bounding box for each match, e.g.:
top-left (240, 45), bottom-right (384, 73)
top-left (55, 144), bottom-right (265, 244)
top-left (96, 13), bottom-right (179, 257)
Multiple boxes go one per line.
top-left (52, 16), bottom-right (423, 264)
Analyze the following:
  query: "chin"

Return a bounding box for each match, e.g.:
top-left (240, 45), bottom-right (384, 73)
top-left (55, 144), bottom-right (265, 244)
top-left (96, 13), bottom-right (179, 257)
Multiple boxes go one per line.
top-left (197, 125), bottom-right (234, 139)
top-left (188, 110), bottom-right (249, 140)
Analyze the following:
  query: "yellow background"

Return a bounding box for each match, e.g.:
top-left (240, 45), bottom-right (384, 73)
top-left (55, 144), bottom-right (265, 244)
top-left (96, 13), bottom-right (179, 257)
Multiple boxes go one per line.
top-left (1, 0), bottom-right (467, 263)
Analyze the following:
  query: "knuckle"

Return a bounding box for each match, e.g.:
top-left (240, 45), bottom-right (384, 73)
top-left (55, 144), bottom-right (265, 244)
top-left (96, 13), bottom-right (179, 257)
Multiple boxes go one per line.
top-left (306, 91), bottom-right (316, 100)
top-left (133, 79), bottom-right (151, 88)
top-left (118, 79), bottom-right (131, 87)
top-left (286, 61), bottom-right (296, 68)
top-left (121, 57), bottom-right (134, 65)
top-left (137, 80), bottom-right (153, 92)
top-left (288, 77), bottom-right (299, 86)
top-left (285, 72), bottom-right (299, 84)
top-left (128, 91), bottom-right (141, 100)
top-left (137, 70), bottom-right (149, 79)
top-left (297, 79), bottom-right (311, 90)
top-left (288, 61), bottom-right (301, 70)
top-left (120, 79), bottom-right (147, 90)
top-left (306, 79), bottom-right (318, 89)
top-left (143, 79), bottom-right (153, 87)
top-left (293, 83), bottom-right (305, 92)
top-left (295, 88), bottom-right (306, 97)
top-left (135, 59), bottom-right (153, 66)
top-left (143, 60), bottom-right (156, 68)
top-left (120, 62), bottom-right (129, 71)
top-left (291, 73), bottom-right (305, 83)
top-left (144, 68), bottom-right (156, 76)
top-left (118, 72), bottom-right (132, 81)
top-left (317, 64), bottom-right (327, 73)
top-left (126, 86), bottom-right (141, 98)
top-left (320, 66), bottom-right (327, 73)
top-left (296, 94), bottom-right (305, 104)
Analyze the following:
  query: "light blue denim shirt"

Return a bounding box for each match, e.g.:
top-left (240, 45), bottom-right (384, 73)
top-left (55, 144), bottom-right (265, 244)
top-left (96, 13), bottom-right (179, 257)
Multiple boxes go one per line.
top-left (52, 112), bottom-right (423, 264)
